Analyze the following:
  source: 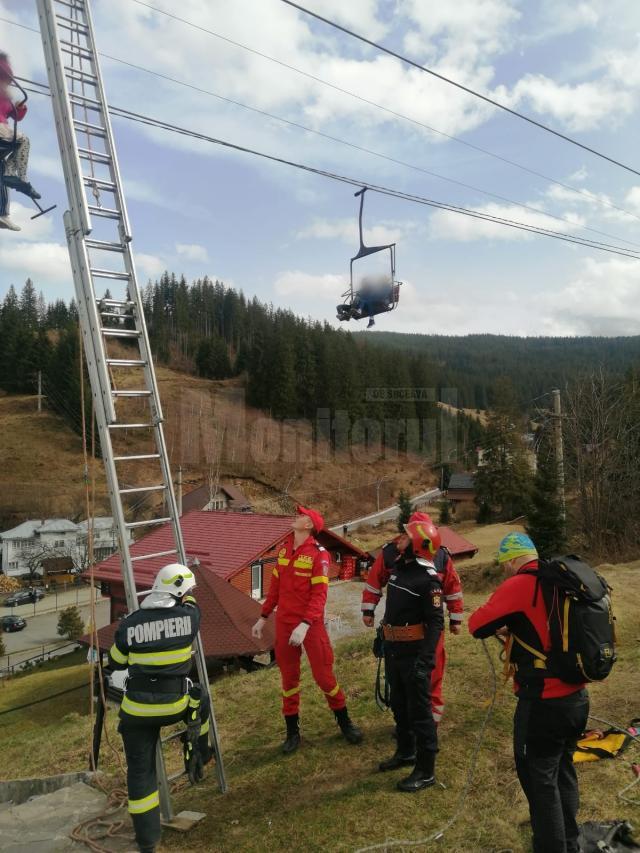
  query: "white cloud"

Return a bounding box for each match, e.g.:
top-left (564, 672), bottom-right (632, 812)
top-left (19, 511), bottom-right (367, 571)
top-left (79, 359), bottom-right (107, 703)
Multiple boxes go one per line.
top-left (8, 202), bottom-right (56, 241)
top-left (274, 270), bottom-right (347, 298)
top-left (429, 201), bottom-right (585, 242)
top-left (176, 242), bottom-right (210, 263)
top-left (136, 253), bottom-right (166, 279)
top-left (507, 74), bottom-right (634, 131)
top-left (0, 240), bottom-right (71, 284)
top-left (296, 218), bottom-right (414, 245)
top-left (542, 256), bottom-right (640, 334)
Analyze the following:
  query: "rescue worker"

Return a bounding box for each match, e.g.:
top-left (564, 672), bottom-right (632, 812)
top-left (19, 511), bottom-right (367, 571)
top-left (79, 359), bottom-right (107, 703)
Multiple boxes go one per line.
top-left (379, 517), bottom-right (444, 791)
top-left (468, 533), bottom-right (589, 853)
top-left (252, 506), bottom-right (362, 753)
top-left (362, 510), bottom-right (463, 723)
top-left (109, 564), bottom-right (212, 853)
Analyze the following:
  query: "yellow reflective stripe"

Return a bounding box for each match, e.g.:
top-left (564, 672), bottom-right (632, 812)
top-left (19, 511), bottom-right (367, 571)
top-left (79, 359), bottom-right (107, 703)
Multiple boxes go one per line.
top-left (325, 683), bottom-right (341, 697)
top-left (128, 790), bottom-right (160, 815)
top-left (294, 571), bottom-right (312, 577)
top-left (109, 643), bottom-right (128, 664)
top-left (122, 694), bottom-right (189, 717)
top-left (161, 572), bottom-right (193, 585)
top-left (183, 595), bottom-right (197, 605)
top-left (272, 568), bottom-right (279, 578)
top-left (128, 646), bottom-right (192, 666)
top-left (293, 558), bottom-right (313, 568)
top-left (200, 718), bottom-right (210, 735)
top-left (282, 685), bottom-right (300, 698)
top-left (311, 576), bottom-right (329, 585)
top-left (277, 558), bottom-right (290, 566)
top-left (188, 697), bottom-right (200, 709)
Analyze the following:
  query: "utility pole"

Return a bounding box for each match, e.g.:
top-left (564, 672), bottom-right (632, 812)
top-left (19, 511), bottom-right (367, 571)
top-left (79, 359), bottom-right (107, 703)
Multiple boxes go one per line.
top-left (37, 370), bottom-right (43, 413)
top-left (551, 389), bottom-right (566, 521)
top-left (177, 466), bottom-right (183, 517)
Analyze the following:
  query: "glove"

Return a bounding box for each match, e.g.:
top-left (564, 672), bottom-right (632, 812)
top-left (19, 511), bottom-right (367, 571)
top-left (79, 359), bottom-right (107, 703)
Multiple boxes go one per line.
top-left (288, 622), bottom-right (310, 646)
top-left (252, 617), bottom-right (266, 640)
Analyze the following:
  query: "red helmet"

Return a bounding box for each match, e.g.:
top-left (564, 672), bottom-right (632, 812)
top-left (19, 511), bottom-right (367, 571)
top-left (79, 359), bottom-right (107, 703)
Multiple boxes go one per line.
top-left (409, 510), bottom-right (433, 526)
top-left (297, 505), bottom-right (324, 533)
top-left (404, 518), bottom-right (441, 558)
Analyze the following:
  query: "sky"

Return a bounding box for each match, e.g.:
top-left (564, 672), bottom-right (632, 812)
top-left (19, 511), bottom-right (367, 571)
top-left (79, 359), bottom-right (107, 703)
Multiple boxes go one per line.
top-left (1, 0), bottom-right (640, 336)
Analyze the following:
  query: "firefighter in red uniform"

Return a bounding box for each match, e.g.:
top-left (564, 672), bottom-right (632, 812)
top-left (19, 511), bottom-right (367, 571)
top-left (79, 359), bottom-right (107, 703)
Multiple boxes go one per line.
top-left (469, 533), bottom-right (589, 853)
top-left (361, 511), bottom-right (463, 723)
top-left (252, 506), bottom-right (363, 753)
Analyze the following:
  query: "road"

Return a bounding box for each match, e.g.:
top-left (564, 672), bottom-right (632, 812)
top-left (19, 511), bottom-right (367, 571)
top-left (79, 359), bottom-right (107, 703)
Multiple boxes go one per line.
top-left (330, 487), bottom-right (441, 533)
top-left (0, 584), bottom-right (103, 618)
top-left (1, 598), bottom-right (110, 672)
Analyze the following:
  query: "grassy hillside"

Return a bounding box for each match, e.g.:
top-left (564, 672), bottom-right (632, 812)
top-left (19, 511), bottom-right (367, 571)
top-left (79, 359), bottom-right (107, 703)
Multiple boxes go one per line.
top-left (2, 562), bottom-right (638, 852)
top-left (0, 362), bottom-right (434, 530)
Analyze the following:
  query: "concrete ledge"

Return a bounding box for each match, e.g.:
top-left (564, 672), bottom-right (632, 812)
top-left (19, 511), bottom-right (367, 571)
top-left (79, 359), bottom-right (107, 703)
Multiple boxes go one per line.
top-left (0, 771), bottom-right (98, 805)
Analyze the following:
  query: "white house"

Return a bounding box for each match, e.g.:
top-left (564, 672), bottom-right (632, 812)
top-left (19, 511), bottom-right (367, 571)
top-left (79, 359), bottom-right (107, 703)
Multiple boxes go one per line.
top-left (0, 517), bottom-right (128, 577)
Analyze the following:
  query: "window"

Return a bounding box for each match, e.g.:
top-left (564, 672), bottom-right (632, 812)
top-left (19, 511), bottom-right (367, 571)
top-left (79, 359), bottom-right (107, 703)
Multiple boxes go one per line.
top-left (54, 540), bottom-right (65, 548)
top-left (251, 562), bottom-right (263, 600)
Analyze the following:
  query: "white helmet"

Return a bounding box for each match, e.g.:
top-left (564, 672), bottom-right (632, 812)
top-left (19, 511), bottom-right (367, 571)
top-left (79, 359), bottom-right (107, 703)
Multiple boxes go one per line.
top-left (140, 563), bottom-right (196, 609)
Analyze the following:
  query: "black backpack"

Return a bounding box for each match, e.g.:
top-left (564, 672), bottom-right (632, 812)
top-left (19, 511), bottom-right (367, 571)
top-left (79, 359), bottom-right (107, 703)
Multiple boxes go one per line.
top-left (526, 555), bottom-right (616, 683)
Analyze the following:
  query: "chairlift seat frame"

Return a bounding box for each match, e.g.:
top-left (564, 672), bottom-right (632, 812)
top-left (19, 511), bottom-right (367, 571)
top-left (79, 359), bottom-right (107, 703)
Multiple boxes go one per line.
top-left (337, 187), bottom-right (401, 326)
top-left (0, 78), bottom-right (56, 220)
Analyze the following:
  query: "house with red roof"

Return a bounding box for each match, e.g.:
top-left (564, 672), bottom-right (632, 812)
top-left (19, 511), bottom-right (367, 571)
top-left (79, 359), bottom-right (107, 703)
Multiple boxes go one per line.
top-left (92, 510), bottom-right (368, 624)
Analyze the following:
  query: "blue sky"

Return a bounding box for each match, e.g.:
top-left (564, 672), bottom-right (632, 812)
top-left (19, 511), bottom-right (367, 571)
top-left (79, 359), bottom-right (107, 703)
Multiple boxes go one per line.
top-left (1, 0), bottom-right (640, 335)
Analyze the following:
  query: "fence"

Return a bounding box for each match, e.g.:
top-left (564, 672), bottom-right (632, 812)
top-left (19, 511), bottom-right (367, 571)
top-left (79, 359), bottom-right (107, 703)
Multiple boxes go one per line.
top-left (1, 584), bottom-right (102, 617)
top-left (0, 641), bottom-right (79, 678)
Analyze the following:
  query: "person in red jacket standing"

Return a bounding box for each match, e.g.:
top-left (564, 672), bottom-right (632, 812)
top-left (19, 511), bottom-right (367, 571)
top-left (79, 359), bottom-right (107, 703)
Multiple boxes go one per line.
top-left (252, 506), bottom-right (363, 753)
top-left (468, 532), bottom-right (589, 853)
top-left (361, 510), bottom-right (463, 723)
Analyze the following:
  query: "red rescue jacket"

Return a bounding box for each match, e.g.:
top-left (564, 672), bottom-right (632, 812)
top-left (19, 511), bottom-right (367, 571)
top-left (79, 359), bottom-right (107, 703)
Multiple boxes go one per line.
top-left (362, 541), bottom-right (463, 626)
top-left (261, 532), bottom-right (330, 625)
top-left (468, 560), bottom-right (586, 699)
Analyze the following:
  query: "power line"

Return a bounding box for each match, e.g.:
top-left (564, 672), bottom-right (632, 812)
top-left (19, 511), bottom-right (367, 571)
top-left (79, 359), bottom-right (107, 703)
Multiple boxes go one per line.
top-left (280, 0), bottom-right (640, 179)
top-left (19, 78), bottom-right (640, 259)
top-left (128, 0), bottom-right (640, 223)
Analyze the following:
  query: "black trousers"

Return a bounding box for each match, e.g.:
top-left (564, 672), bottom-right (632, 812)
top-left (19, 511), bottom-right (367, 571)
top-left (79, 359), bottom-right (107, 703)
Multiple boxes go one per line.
top-left (514, 689), bottom-right (589, 853)
top-left (386, 653), bottom-right (437, 764)
top-left (119, 697), bottom-right (211, 852)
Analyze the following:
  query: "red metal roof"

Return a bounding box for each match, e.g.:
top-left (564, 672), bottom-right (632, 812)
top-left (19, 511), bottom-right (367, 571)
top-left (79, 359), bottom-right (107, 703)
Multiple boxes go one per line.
top-left (81, 569), bottom-right (276, 659)
top-left (90, 510), bottom-right (368, 587)
top-left (438, 526), bottom-right (478, 559)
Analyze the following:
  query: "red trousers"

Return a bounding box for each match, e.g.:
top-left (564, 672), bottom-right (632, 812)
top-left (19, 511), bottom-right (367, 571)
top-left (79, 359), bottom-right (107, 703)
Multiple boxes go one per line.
top-left (275, 619), bottom-right (346, 716)
top-left (431, 634), bottom-right (446, 723)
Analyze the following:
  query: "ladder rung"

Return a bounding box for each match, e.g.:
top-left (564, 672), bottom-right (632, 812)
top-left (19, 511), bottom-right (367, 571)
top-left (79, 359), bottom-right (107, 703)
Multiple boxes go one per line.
top-left (60, 40), bottom-right (93, 60)
top-left (100, 298), bottom-right (134, 307)
top-left (131, 549), bottom-right (178, 563)
top-left (126, 517), bottom-right (172, 530)
top-left (55, 16), bottom-right (89, 35)
top-left (91, 268), bottom-right (130, 281)
top-left (87, 239), bottom-right (126, 253)
top-left (106, 358), bottom-right (146, 367)
top-left (56, 0), bottom-right (87, 11)
top-left (73, 119), bottom-right (107, 138)
top-left (63, 66), bottom-right (97, 84)
top-left (161, 730), bottom-right (184, 744)
top-left (113, 452), bottom-right (159, 461)
top-left (167, 770), bottom-right (187, 783)
top-left (88, 205), bottom-right (120, 219)
top-left (84, 176), bottom-right (117, 191)
top-left (78, 148), bottom-right (110, 164)
top-left (108, 422), bottom-right (153, 429)
top-left (111, 391), bottom-right (152, 399)
top-left (100, 311), bottom-right (131, 319)
top-left (120, 485), bottom-right (167, 495)
top-left (101, 328), bottom-right (141, 338)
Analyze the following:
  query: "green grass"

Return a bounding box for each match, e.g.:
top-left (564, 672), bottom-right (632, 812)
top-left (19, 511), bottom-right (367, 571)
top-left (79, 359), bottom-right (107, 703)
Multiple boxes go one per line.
top-left (1, 566), bottom-right (639, 852)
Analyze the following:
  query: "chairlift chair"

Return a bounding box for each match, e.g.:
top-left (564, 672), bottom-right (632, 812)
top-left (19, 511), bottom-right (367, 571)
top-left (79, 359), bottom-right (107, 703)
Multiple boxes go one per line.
top-left (336, 187), bottom-right (401, 328)
top-left (0, 79), bottom-right (56, 222)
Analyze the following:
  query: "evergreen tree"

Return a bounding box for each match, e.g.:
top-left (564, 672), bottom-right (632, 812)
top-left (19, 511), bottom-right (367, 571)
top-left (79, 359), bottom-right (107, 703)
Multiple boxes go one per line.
top-left (397, 490), bottom-right (413, 531)
top-left (526, 427), bottom-right (565, 557)
top-left (20, 278), bottom-right (39, 329)
top-left (57, 605), bottom-right (85, 641)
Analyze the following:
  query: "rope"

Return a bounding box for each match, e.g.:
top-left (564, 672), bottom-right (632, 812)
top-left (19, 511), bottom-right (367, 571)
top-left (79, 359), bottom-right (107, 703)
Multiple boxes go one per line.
top-left (356, 639), bottom-right (499, 852)
top-left (588, 714), bottom-right (640, 807)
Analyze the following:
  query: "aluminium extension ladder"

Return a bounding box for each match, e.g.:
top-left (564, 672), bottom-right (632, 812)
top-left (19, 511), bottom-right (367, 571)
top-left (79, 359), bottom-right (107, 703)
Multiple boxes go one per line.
top-left (35, 0), bottom-right (227, 818)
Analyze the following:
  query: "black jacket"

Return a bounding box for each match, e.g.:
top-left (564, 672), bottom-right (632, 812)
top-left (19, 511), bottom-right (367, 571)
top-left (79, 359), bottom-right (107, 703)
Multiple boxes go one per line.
top-left (383, 557), bottom-right (444, 663)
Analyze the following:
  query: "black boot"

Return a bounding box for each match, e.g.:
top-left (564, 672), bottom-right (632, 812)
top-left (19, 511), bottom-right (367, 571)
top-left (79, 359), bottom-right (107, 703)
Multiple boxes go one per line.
top-left (282, 714), bottom-right (301, 754)
top-left (397, 751), bottom-right (436, 792)
top-left (379, 736), bottom-right (416, 772)
top-left (335, 707), bottom-right (363, 744)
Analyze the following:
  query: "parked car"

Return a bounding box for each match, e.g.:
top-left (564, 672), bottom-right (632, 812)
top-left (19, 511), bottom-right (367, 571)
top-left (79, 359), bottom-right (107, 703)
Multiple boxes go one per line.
top-left (0, 615), bottom-right (26, 632)
top-left (3, 589), bottom-right (45, 607)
